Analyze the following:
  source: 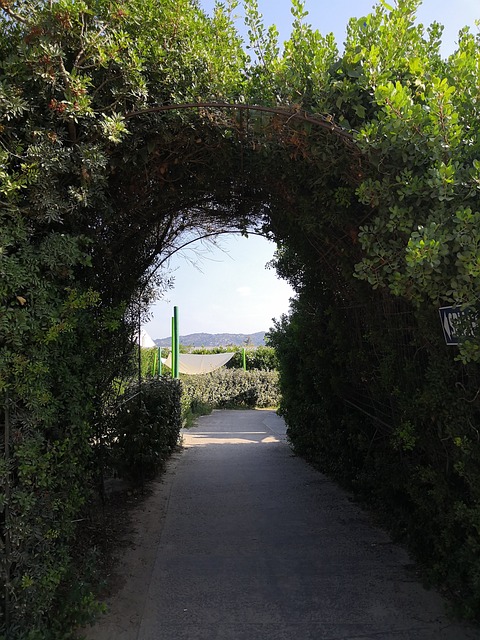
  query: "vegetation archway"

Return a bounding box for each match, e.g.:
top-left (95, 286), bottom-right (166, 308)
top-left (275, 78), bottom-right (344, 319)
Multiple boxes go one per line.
top-left (2, 0), bottom-right (480, 635)
top-left (94, 100), bottom-right (366, 311)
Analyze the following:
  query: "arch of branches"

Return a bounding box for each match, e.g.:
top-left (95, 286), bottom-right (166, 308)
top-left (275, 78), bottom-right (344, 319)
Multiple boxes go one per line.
top-left (2, 0), bottom-right (480, 634)
top-left (96, 101), bottom-right (365, 300)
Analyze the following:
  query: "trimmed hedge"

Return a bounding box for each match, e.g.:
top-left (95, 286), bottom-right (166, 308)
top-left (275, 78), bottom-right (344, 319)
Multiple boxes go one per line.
top-left (268, 287), bottom-right (480, 619)
top-left (181, 369), bottom-right (280, 418)
top-left (191, 346), bottom-right (278, 371)
top-left (104, 377), bottom-right (182, 483)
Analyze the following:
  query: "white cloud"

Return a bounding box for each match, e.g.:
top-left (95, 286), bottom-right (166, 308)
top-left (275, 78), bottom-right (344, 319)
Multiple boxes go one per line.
top-left (236, 286), bottom-right (252, 297)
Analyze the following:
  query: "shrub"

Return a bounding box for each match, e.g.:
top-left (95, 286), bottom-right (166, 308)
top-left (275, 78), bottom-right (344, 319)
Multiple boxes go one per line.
top-left (181, 368), bottom-right (280, 419)
top-left (269, 287), bottom-right (480, 619)
top-left (105, 377), bottom-right (182, 483)
top-left (190, 346), bottom-right (278, 371)
top-left (226, 346), bottom-right (279, 371)
top-left (135, 347), bottom-right (167, 379)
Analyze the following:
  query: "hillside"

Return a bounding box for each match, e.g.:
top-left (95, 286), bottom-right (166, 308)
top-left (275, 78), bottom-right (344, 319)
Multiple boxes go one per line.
top-left (154, 332), bottom-right (266, 348)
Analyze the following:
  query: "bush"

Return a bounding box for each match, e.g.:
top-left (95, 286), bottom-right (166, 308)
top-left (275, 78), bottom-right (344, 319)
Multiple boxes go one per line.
top-left (105, 377), bottom-right (182, 483)
top-left (227, 346), bottom-right (279, 371)
top-left (268, 287), bottom-right (480, 619)
top-left (190, 346), bottom-right (278, 371)
top-left (181, 368), bottom-right (280, 419)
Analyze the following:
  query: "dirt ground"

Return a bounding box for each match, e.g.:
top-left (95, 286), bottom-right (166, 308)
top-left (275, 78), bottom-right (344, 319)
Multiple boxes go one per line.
top-left (78, 449), bottom-right (184, 639)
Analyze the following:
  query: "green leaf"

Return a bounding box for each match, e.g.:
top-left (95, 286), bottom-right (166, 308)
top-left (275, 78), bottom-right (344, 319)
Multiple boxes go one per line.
top-left (379, 0), bottom-right (394, 11)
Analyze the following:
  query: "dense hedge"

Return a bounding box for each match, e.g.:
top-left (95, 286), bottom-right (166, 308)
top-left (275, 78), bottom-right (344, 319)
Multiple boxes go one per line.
top-left (191, 346), bottom-right (278, 371)
top-left (181, 369), bottom-right (280, 418)
top-left (0, 371), bottom-right (181, 638)
top-left (103, 377), bottom-right (182, 484)
top-left (269, 282), bottom-right (480, 619)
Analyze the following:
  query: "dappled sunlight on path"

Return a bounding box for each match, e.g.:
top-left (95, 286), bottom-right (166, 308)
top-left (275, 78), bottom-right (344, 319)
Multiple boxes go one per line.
top-left (183, 409), bottom-right (287, 448)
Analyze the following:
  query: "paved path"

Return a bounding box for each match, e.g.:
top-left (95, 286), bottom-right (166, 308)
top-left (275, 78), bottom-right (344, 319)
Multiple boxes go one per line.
top-left (83, 409), bottom-right (477, 640)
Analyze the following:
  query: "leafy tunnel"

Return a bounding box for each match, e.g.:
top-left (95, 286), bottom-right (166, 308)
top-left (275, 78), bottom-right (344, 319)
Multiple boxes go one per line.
top-left (94, 101), bottom-right (365, 308)
top-left (2, 0), bottom-right (480, 634)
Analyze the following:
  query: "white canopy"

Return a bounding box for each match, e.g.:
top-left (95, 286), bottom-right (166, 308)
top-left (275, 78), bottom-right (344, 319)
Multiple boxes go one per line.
top-left (162, 352), bottom-right (235, 375)
top-left (136, 329), bottom-right (156, 348)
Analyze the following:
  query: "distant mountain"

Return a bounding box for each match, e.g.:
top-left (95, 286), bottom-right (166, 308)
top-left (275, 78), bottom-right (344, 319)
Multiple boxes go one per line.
top-left (154, 332), bottom-right (266, 348)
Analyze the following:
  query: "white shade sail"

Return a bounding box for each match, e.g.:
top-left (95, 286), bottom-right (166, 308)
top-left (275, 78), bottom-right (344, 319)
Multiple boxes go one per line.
top-left (161, 352), bottom-right (235, 375)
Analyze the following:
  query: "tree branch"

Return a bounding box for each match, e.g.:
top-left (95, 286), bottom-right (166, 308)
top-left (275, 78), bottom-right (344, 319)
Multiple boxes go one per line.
top-left (124, 102), bottom-right (356, 143)
top-left (1, 5), bottom-right (31, 27)
top-left (57, 57), bottom-right (78, 142)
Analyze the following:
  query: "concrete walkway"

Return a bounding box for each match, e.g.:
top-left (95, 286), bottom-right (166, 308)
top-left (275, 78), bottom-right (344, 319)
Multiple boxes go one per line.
top-left (83, 409), bottom-right (477, 640)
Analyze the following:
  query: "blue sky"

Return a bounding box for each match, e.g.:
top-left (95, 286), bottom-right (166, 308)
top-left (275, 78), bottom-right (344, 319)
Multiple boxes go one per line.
top-left (145, 0), bottom-right (479, 340)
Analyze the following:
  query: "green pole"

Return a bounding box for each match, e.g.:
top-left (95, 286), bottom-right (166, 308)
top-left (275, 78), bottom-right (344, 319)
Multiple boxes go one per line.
top-left (138, 305), bottom-right (142, 389)
top-left (242, 347), bottom-right (247, 371)
top-left (152, 349), bottom-right (157, 377)
top-left (173, 306), bottom-right (180, 379)
top-left (158, 346), bottom-right (162, 377)
top-left (171, 317), bottom-right (175, 378)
